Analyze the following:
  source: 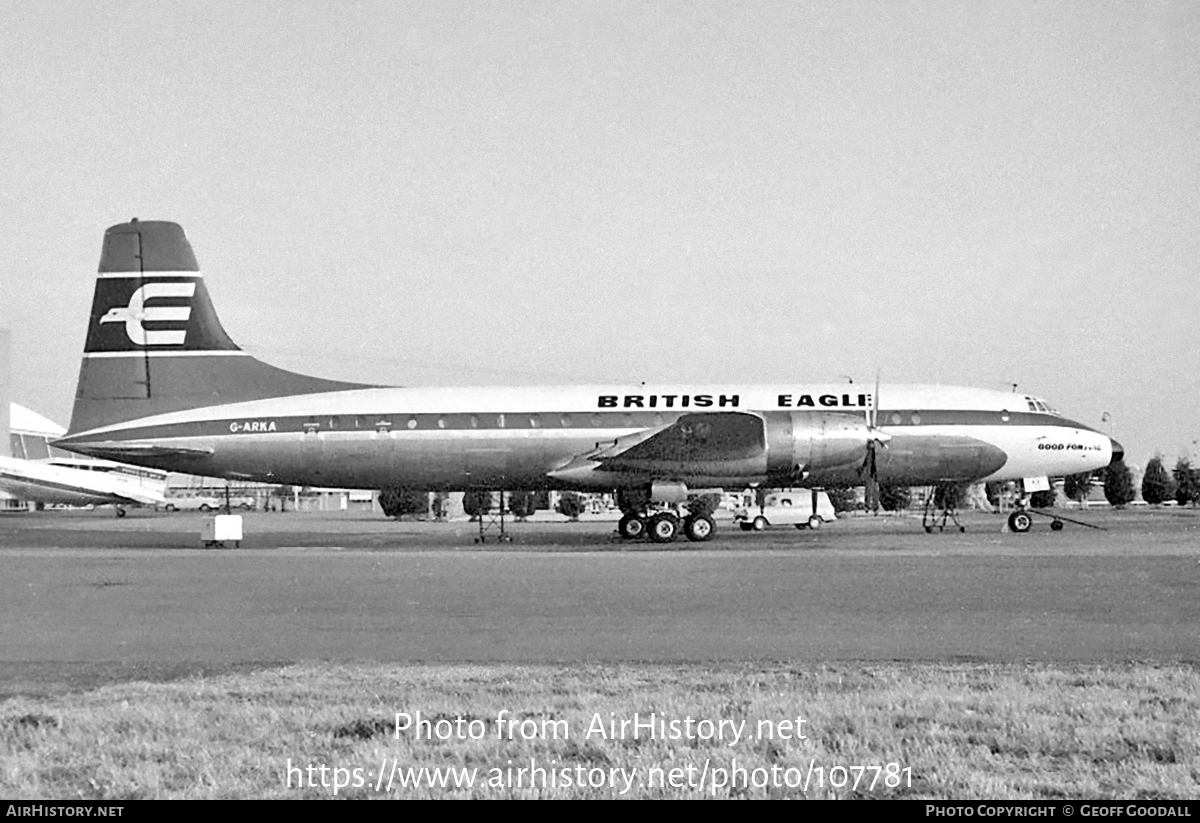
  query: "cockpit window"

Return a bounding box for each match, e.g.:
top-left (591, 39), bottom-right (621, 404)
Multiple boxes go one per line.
top-left (1024, 396), bottom-right (1058, 414)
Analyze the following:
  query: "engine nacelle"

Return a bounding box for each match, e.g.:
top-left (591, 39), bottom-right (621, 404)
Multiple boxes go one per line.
top-left (762, 411), bottom-right (872, 482)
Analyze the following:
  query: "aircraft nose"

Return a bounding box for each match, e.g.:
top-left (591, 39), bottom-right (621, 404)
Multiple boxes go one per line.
top-left (1109, 438), bottom-right (1124, 465)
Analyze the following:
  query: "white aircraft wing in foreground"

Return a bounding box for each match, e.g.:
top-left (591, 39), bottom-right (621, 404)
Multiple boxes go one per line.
top-left (0, 455), bottom-right (166, 512)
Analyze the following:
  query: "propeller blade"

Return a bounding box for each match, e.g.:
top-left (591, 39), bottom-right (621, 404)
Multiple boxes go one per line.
top-left (872, 370), bottom-right (881, 430)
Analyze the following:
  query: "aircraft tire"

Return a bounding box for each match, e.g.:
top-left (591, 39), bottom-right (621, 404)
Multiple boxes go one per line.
top-left (116, 508), bottom-right (126, 518)
top-left (1050, 519), bottom-right (1064, 532)
top-left (164, 504), bottom-right (177, 512)
top-left (739, 522), bottom-right (753, 531)
top-left (648, 513), bottom-right (679, 543)
top-left (618, 513), bottom-right (646, 540)
top-left (199, 504), bottom-right (212, 513)
top-left (1008, 511), bottom-right (1033, 533)
top-left (752, 516), bottom-right (768, 531)
top-left (683, 514), bottom-right (715, 542)
top-left (807, 515), bottom-right (822, 530)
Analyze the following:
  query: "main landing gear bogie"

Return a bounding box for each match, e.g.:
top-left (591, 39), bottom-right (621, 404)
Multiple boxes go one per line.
top-left (617, 510), bottom-right (716, 544)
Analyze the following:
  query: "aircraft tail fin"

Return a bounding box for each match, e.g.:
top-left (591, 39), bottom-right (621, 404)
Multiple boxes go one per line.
top-left (68, 219), bottom-right (367, 434)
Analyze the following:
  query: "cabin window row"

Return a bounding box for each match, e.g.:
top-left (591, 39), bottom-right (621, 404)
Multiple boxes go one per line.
top-left (300, 412), bottom-right (662, 431)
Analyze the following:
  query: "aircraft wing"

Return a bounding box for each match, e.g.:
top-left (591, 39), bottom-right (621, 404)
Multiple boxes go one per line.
top-left (550, 412), bottom-right (770, 483)
top-left (0, 456), bottom-right (165, 507)
top-left (107, 486), bottom-right (167, 506)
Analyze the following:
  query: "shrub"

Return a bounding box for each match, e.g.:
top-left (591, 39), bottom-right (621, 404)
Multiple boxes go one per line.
top-left (1030, 482), bottom-right (1057, 509)
top-left (1102, 459), bottom-right (1135, 508)
top-left (463, 489), bottom-right (492, 521)
top-left (379, 487), bottom-right (428, 519)
top-left (826, 487), bottom-right (860, 513)
top-left (1174, 458), bottom-right (1200, 507)
top-left (934, 482), bottom-right (969, 511)
top-left (687, 493), bottom-right (722, 518)
top-left (1063, 472), bottom-right (1094, 504)
top-left (556, 491), bottom-right (584, 520)
top-left (508, 491), bottom-right (536, 521)
top-left (878, 483), bottom-right (911, 512)
top-left (1141, 456), bottom-right (1175, 505)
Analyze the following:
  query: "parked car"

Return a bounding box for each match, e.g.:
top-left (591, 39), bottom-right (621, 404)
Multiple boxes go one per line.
top-left (162, 495), bottom-right (255, 512)
top-left (734, 490), bottom-right (837, 531)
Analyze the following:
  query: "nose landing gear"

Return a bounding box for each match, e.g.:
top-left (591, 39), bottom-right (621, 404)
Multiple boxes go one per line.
top-left (1007, 507), bottom-right (1102, 533)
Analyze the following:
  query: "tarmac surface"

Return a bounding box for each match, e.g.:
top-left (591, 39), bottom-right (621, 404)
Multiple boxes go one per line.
top-left (1, 508), bottom-right (1198, 697)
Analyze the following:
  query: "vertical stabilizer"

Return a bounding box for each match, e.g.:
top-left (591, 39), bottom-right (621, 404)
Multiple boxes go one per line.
top-left (68, 220), bottom-right (368, 434)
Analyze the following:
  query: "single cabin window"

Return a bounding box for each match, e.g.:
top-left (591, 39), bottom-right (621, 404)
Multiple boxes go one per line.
top-left (910, 413), bottom-right (921, 425)
top-left (9, 434), bottom-right (24, 459)
top-left (497, 414), bottom-right (506, 428)
top-left (560, 414), bottom-right (571, 427)
top-left (407, 417), bottom-right (418, 429)
top-left (437, 417), bottom-right (446, 429)
top-left (1000, 410), bottom-right (1010, 422)
top-left (470, 415), bottom-right (479, 429)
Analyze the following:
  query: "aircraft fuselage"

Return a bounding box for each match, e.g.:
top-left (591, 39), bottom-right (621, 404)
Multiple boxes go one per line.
top-left (58, 382), bottom-right (1115, 492)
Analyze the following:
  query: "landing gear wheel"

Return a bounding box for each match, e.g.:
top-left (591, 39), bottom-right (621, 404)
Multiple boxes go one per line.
top-left (1008, 511), bottom-right (1033, 533)
top-left (618, 513), bottom-right (647, 540)
top-left (683, 514), bottom-right (715, 542)
top-left (739, 522), bottom-right (753, 531)
top-left (752, 516), bottom-right (768, 531)
top-left (648, 513), bottom-right (679, 543)
top-left (1050, 519), bottom-right (1064, 532)
top-left (807, 515), bottom-right (822, 530)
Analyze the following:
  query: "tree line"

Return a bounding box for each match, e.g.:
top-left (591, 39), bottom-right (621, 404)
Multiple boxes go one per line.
top-left (376, 454), bottom-right (1200, 519)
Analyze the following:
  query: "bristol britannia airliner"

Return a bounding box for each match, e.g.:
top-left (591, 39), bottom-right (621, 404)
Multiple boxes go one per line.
top-left (55, 220), bottom-right (1122, 541)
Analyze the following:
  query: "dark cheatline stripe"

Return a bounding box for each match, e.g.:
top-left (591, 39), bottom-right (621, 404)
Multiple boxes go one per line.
top-left (56, 409), bottom-right (1097, 446)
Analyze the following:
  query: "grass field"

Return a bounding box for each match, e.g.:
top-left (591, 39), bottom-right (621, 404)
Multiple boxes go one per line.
top-left (3, 662), bottom-right (1198, 799)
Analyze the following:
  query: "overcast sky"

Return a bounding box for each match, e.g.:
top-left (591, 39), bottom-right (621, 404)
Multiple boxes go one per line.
top-left (2, 1), bottom-right (1197, 467)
